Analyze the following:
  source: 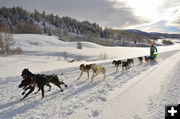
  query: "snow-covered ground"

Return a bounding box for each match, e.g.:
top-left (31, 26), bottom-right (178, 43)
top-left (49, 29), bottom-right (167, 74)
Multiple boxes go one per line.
top-left (0, 34), bottom-right (180, 119)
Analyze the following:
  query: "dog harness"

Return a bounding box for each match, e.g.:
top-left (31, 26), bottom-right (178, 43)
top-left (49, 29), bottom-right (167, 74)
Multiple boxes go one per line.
top-left (22, 74), bottom-right (36, 89)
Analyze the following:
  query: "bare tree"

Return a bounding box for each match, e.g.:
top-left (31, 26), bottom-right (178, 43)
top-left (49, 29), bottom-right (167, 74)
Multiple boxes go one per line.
top-left (4, 33), bottom-right (15, 54)
top-left (0, 32), bottom-right (22, 55)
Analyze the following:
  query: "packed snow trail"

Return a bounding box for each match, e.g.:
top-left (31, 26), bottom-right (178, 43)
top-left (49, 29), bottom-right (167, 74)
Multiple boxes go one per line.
top-left (0, 50), bottom-right (179, 119)
top-left (94, 51), bottom-right (180, 119)
top-left (145, 57), bottom-right (180, 119)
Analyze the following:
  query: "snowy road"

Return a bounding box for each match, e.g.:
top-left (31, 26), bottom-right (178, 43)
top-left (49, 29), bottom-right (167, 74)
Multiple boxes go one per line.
top-left (95, 51), bottom-right (180, 119)
top-left (0, 50), bottom-right (180, 119)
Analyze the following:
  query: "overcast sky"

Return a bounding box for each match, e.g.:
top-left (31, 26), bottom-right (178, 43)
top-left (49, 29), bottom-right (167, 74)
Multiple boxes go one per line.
top-left (0, 0), bottom-right (180, 33)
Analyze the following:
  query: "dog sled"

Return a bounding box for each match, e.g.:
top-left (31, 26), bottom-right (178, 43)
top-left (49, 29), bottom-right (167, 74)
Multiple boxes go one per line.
top-left (148, 52), bottom-right (157, 62)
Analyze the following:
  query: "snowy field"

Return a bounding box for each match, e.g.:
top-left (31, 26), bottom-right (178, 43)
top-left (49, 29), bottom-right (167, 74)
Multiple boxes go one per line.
top-left (0, 34), bottom-right (180, 119)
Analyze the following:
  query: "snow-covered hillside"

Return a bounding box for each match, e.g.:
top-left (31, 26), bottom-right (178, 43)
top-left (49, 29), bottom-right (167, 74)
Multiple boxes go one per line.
top-left (0, 34), bottom-right (180, 119)
top-left (1, 34), bottom-right (180, 78)
top-left (14, 34), bottom-right (103, 48)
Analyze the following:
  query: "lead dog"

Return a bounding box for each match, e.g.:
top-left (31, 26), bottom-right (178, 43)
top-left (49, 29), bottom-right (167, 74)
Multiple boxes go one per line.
top-left (18, 68), bottom-right (67, 100)
top-left (21, 81), bottom-right (51, 95)
top-left (91, 64), bottom-right (106, 83)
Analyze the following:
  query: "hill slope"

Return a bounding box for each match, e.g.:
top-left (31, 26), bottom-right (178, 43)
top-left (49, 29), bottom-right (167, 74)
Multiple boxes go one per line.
top-left (1, 34), bottom-right (180, 78)
top-left (0, 34), bottom-right (180, 118)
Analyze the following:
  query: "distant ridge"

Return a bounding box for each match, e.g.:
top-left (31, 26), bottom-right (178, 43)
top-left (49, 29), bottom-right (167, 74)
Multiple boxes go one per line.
top-left (125, 29), bottom-right (180, 39)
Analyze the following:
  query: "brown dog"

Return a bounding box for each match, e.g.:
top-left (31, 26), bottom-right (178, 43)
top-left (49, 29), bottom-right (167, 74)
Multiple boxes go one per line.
top-left (144, 56), bottom-right (149, 63)
top-left (77, 64), bottom-right (94, 80)
top-left (91, 64), bottom-right (106, 83)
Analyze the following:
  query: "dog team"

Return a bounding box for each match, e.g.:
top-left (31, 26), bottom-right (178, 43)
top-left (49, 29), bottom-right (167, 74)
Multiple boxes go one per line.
top-left (18, 56), bottom-right (150, 100)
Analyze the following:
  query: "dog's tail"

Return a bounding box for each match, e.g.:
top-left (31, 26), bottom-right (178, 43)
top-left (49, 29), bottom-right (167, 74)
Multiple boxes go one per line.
top-left (55, 75), bottom-right (67, 87)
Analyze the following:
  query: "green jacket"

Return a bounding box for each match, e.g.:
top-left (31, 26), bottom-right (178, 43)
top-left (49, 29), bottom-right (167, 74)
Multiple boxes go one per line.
top-left (150, 46), bottom-right (157, 55)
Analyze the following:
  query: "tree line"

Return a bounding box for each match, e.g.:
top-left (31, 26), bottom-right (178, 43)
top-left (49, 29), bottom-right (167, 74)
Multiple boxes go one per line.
top-left (0, 7), bottom-right (110, 37)
top-left (0, 7), bottom-right (157, 46)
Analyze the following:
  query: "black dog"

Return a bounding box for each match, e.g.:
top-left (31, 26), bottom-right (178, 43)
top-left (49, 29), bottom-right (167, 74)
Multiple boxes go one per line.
top-left (112, 60), bottom-right (122, 72)
top-left (122, 61), bottom-right (130, 72)
top-left (138, 57), bottom-right (143, 64)
top-left (127, 59), bottom-right (134, 66)
top-left (18, 68), bottom-right (67, 100)
top-left (20, 81), bottom-right (51, 95)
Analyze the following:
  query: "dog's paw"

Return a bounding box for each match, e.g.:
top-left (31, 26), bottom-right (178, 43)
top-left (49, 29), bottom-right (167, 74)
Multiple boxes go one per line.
top-left (65, 85), bottom-right (68, 87)
top-left (60, 89), bottom-right (64, 92)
